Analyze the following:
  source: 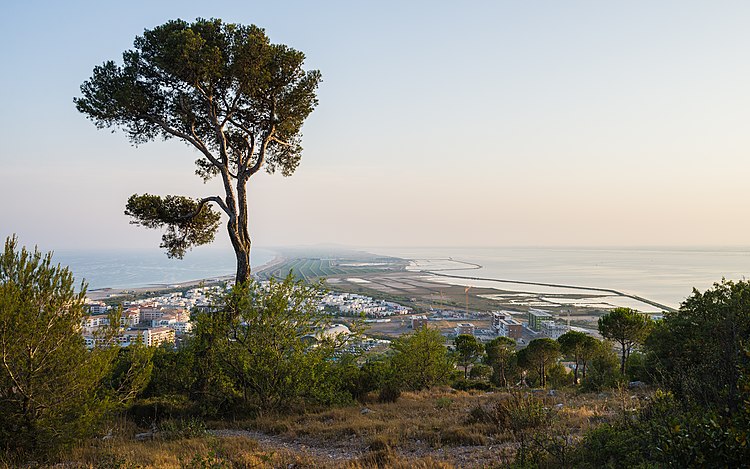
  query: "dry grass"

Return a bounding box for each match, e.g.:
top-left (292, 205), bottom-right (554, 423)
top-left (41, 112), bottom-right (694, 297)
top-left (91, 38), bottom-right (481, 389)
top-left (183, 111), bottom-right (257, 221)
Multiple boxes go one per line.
top-left (53, 435), bottom-right (452, 468)
top-left (244, 387), bottom-right (623, 448)
top-left (245, 387), bottom-right (501, 450)
top-left (30, 387), bottom-right (649, 468)
top-left (66, 436), bottom-right (265, 468)
top-left (223, 386), bottom-right (639, 467)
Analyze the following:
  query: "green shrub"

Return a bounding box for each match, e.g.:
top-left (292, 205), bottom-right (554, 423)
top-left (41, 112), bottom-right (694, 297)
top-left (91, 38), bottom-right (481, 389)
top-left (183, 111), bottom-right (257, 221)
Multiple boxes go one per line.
top-left (624, 352), bottom-right (648, 383)
top-left (378, 383), bottom-right (401, 403)
top-left (495, 394), bottom-right (553, 465)
top-left (469, 363), bottom-right (493, 381)
top-left (573, 390), bottom-right (750, 467)
top-left (582, 343), bottom-right (621, 392)
top-left (158, 417), bottom-right (207, 440)
top-left (391, 327), bottom-right (454, 390)
top-left (435, 397), bottom-right (453, 409)
top-left (127, 395), bottom-right (194, 426)
top-left (0, 237), bottom-right (117, 459)
top-left (451, 378), bottom-right (493, 392)
top-left (466, 404), bottom-right (497, 425)
top-left (547, 362), bottom-right (571, 389)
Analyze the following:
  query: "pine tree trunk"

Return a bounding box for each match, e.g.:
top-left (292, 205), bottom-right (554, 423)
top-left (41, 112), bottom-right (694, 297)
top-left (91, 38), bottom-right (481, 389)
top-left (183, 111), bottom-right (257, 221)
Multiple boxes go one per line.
top-left (540, 362), bottom-right (545, 388)
top-left (227, 217), bottom-right (251, 285)
top-left (234, 244), bottom-right (251, 285)
top-left (233, 177), bottom-right (252, 285)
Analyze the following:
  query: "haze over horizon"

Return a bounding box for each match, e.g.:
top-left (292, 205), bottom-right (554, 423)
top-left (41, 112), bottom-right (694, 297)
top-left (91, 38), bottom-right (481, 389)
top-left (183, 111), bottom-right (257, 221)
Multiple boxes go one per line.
top-left (2, 1), bottom-right (750, 252)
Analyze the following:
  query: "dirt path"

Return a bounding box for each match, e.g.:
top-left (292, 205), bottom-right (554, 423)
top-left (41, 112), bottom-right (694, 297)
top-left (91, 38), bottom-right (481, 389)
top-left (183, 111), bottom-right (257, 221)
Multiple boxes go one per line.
top-left (207, 429), bottom-right (508, 467)
top-left (208, 429), bottom-right (363, 461)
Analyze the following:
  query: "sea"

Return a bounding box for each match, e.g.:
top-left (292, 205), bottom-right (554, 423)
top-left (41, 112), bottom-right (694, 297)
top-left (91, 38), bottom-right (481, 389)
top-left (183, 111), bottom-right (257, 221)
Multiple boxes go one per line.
top-left (54, 247), bottom-right (276, 291)
top-left (367, 246), bottom-right (750, 310)
top-left (53, 246), bottom-right (750, 310)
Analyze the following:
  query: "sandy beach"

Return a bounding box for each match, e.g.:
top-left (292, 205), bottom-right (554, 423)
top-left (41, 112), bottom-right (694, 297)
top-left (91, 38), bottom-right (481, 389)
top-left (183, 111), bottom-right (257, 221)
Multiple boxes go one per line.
top-left (86, 254), bottom-right (286, 301)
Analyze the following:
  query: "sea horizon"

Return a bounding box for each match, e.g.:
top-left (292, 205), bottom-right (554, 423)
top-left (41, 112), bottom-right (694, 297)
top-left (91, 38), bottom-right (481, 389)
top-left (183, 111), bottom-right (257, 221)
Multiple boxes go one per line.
top-left (53, 247), bottom-right (277, 291)
top-left (49, 245), bottom-right (750, 309)
top-left (367, 246), bottom-right (750, 309)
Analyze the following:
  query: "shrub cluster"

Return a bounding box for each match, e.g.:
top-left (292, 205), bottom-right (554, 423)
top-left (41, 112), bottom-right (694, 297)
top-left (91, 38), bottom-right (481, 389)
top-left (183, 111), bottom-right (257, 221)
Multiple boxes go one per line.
top-left (3, 236), bottom-right (749, 467)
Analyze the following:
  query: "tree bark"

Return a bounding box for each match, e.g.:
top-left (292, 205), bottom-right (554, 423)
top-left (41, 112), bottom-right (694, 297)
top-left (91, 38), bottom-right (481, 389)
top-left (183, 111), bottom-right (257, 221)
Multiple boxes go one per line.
top-left (234, 171), bottom-right (252, 285)
top-left (226, 219), bottom-right (251, 285)
top-left (539, 362), bottom-right (545, 388)
top-left (234, 243), bottom-right (251, 285)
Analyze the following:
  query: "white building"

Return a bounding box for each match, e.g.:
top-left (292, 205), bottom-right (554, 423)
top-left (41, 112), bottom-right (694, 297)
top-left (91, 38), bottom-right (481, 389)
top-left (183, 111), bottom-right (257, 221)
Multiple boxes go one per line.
top-left (540, 320), bottom-right (568, 339)
top-left (87, 302), bottom-right (109, 315)
top-left (82, 314), bottom-right (110, 330)
top-left (122, 308), bottom-right (141, 327)
top-left (455, 323), bottom-right (476, 336)
top-left (143, 327), bottom-right (175, 347)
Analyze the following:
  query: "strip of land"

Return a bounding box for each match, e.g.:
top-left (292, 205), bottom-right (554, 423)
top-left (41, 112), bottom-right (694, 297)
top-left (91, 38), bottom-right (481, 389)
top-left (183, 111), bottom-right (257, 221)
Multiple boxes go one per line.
top-left (256, 251), bottom-right (671, 332)
top-left (420, 269), bottom-right (676, 313)
top-left (88, 249), bottom-right (672, 331)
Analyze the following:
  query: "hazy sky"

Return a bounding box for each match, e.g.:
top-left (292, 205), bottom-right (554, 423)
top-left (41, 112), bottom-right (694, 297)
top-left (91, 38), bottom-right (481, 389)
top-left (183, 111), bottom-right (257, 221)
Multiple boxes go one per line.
top-left (2, 1), bottom-right (749, 252)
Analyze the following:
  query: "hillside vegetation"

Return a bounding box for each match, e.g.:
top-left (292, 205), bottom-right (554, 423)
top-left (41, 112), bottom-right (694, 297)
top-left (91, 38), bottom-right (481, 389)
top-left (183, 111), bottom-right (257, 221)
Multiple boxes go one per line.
top-left (1, 238), bottom-right (749, 467)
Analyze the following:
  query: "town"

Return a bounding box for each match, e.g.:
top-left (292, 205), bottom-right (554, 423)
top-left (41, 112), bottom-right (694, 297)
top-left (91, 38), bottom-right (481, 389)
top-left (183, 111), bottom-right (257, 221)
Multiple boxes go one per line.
top-left (82, 283), bottom-right (589, 352)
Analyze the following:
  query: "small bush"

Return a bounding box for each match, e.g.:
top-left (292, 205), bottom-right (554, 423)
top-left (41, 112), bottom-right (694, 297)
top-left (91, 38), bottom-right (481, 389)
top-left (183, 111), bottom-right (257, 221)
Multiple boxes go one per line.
top-left (359, 447), bottom-right (395, 467)
top-left (440, 427), bottom-right (487, 446)
top-left (495, 394), bottom-right (554, 466)
top-left (435, 397), bottom-right (453, 409)
top-left (469, 363), bottom-right (493, 381)
top-left (378, 383), bottom-right (402, 403)
top-left (547, 363), bottom-right (571, 389)
top-left (495, 394), bottom-right (551, 432)
top-left (582, 346), bottom-right (622, 392)
top-left (452, 378), bottom-right (493, 392)
top-left (158, 417), bottom-right (207, 440)
top-left (128, 395), bottom-right (194, 426)
top-left (624, 352), bottom-right (649, 383)
top-left (367, 434), bottom-right (393, 452)
top-left (466, 404), bottom-right (497, 425)
top-left (183, 449), bottom-right (233, 469)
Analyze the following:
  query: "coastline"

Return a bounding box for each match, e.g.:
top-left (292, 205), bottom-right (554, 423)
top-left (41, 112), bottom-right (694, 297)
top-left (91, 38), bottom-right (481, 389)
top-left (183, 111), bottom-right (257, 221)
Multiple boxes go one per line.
top-left (400, 257), bottom-right (675, 312)
top-left (417, 268), bottom-right (676, 312)
top-left (364, 246), bottom-right (730, 310)
top-left (86, 251), bottom-right (285, 301)
top-left (86, 276), bottom-right (234, 301)
top-left (85, 250), bottom-right (674, 313)
top-left (253, 253), bottom-right (287, 276)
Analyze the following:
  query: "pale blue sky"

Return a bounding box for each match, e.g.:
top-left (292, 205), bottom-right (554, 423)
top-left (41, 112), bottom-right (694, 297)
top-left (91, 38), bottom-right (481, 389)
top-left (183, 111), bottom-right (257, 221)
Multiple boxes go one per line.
top-left (1, 1), bottom-right (749, 252)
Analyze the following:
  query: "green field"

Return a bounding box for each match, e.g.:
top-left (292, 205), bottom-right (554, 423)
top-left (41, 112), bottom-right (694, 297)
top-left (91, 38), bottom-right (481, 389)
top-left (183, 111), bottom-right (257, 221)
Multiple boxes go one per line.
top-left (259, 256), bottom-right (404, 282)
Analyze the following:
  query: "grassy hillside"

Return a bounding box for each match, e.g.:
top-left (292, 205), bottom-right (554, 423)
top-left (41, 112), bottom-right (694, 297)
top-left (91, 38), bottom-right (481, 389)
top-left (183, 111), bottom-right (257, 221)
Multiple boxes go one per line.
top-left (40, 387), bottom-right (644, 468)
